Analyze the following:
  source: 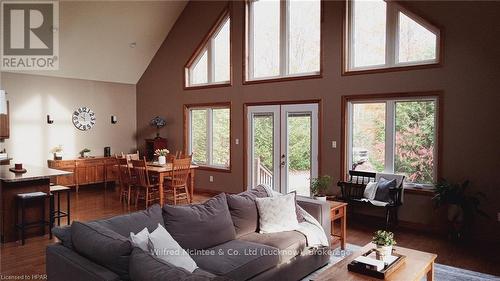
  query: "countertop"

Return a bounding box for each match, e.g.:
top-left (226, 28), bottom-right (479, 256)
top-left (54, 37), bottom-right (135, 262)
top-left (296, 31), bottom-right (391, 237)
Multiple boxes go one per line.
top-left (0, 165), bottom-right (72, 183)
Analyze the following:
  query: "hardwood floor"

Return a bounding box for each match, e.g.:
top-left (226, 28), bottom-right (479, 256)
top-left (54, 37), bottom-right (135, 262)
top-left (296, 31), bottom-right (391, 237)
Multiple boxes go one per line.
top-left (1, 185), bottom-right (498, 277)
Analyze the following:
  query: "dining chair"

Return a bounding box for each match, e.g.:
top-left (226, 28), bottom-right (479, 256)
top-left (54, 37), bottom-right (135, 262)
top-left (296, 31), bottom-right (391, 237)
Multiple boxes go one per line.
top-left (163, 156), bottom-right (192, 205)
top-left (131, 157), bottom-right (159, 208)
top-left (116, 156), bottom-right (134, 206)
top-left (122, 150), bottom-right (140, 162)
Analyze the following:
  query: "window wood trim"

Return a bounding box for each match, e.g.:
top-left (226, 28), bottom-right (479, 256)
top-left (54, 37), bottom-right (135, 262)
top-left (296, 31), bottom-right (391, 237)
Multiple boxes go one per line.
top-left (342, 0), bottom-right (444, 76)
top-left (243, 0), bottom-right (324, 85)
top-left (183, 102), bottom-right (232, 172)
top-left (184, 4), bottom-right (232, 90)
top-left (340, 91), bottom-right (443, 184)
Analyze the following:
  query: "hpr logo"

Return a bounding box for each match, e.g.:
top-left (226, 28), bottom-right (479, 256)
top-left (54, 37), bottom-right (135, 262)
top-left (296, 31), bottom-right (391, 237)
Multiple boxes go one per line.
top-left (1, 1), bottom-right (59, 70)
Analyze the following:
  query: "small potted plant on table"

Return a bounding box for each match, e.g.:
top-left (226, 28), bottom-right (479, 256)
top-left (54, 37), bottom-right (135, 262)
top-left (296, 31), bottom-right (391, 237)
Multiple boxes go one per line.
top-left (51, 145), bottom-right (64, 160)
top-left (155, 149), bottom-right (169, 165)
top-left (310, 175), bottom-right (332, 201)
top-left (372, 230), bottom-right (396, 261)
top-left (80, 148), bottom-right (91, 158)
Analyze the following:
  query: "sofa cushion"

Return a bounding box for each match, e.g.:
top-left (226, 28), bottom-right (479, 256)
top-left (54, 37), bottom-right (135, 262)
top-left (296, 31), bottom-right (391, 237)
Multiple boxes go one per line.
top-left (52, 224), bottom-right (73, 249)
top-left (92, 204), bottom-right (164, 237)
top-left (129, 248), bottom-right (230, 281)
top-left (192, 240), bottom-right (279, 281)
top-left (71, 221), bottom-right (132, 280)
top-left (255, 193), bottom-right (300, 234)
top-left (163, 193), bottom-right (236, 250)
top-left (148, 223), bottom-right (198, 273)
top-left (226, 191), bottom-right (268, 237)
top-left (238, 231), bottom-right (307, 264)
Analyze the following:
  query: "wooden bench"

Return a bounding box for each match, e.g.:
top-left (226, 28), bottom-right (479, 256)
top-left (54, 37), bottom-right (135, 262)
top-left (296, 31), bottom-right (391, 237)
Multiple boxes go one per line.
top-left (338, 170), bottom-right (405, 229)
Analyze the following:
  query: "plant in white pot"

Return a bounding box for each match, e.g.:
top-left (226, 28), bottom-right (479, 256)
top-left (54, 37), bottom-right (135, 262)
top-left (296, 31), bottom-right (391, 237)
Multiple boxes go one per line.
top-left (310, 175), bottom-right (332, 201)
top-left (155, 149), bottom-right (170, 165)
top-left (372, 230), bottom-right (396, 261)
top-left (51, 145), bottom-right (64, 160)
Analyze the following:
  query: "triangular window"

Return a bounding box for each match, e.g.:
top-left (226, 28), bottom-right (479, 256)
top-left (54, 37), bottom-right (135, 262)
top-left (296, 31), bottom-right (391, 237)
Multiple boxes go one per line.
top-left (346, 0), bottom-right (441, 72)
top-left (185, 9), bottom-right (230, 88)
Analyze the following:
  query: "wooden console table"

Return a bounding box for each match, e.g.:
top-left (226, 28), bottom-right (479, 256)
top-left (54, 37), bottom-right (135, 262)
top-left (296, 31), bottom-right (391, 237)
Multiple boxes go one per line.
top-left (47, 157), bottom-right (118, 191)
top-left (328, 200), bottom-right (347, 250)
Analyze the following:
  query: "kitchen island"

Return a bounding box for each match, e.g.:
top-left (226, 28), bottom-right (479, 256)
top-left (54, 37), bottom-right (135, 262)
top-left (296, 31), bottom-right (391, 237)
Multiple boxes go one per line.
top-left (0, 165), bottom-right (72, 243)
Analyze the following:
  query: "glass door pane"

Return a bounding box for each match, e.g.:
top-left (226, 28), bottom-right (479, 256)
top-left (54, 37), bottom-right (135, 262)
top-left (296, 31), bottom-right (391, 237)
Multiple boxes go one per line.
top-left (252, 114), bottom-right (275, 188)
top-left (286, 112), bottom-right (312, 196)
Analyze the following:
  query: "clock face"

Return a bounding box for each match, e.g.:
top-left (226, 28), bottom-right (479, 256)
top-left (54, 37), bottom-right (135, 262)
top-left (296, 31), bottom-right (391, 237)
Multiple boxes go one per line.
top-left (72, 107), bottom-right (96, 131)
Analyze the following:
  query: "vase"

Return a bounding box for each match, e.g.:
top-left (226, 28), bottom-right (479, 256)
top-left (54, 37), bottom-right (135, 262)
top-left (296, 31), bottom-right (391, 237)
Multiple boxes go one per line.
top-left (376, 245), bottom-right (393, 261)
top-left (54, 152), bottom-right (63, 160)
top-left (158, 155), bottom-right (166, 165)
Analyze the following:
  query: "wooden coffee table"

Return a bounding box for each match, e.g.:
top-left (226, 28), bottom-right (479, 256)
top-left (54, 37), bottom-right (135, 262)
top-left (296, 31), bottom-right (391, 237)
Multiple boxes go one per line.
top-left (315, 242), bottom-right (437, 281)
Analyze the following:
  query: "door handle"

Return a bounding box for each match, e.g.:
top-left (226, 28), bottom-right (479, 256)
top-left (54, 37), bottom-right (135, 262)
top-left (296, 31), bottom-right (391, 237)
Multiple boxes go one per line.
top-left (280, 154), bottom-right (286, 167)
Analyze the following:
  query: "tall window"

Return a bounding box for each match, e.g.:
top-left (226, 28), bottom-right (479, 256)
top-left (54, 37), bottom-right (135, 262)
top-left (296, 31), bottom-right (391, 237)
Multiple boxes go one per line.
top-left (187, 105), bottom-right (230, 170)
top-left (345, 0), bottom-right (440, 72)
top-left (185, 10), bottom-right (230, 88)
top-left (346, 95), bottom-right (439, 186)
top-left (246, 0), bottom-right (321, 82)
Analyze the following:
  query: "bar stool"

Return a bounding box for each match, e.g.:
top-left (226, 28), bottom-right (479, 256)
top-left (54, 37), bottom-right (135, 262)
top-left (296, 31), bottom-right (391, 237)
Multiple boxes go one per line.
top-left (15, 191), bottom-right (53, 245)
top-left (50, 185), bottom-right (71, 226)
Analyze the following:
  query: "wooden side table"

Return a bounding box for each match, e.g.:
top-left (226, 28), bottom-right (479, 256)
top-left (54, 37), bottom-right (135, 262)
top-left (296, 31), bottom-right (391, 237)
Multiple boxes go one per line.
top-left (328, 200), bottom-right (347, 250)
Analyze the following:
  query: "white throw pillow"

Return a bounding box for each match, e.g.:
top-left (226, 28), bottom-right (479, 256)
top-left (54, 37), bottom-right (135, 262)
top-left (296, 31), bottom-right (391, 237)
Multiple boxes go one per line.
top-left (363, 181), bottom-right (378, 200)
top-left (255, 193), bottom-right (300, 234)
top-left (148, 223), bottom-right (198, 273)
top-left (129, 227), bottom-right (150, 252)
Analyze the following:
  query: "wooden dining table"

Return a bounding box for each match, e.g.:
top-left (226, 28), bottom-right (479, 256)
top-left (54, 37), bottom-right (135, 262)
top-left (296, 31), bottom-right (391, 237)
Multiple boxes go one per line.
top-left (131, 162), bottom-right (198, 205)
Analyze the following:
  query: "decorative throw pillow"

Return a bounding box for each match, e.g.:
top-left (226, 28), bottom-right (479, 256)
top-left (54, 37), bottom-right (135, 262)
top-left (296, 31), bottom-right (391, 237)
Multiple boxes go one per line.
top-left (374, 178), bottom-right (397, 202)
top-left (130, 227), bottom-right (150, 252)
top-left (163, 193), bottom-right (236, 250)
top-left (255, 193), bottom-right (300, 234)
top-left (288, 191), bottom-right (305, 223)
top-left (363, 182), bottom-right (378, 200)
top-left (148, 223), bottom-right (198, 273)
top-left (226, 193), bottom-right (261, 237)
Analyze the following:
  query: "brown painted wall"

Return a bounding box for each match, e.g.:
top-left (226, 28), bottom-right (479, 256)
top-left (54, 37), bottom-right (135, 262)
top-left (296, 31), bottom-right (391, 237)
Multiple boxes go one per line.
top-left (137, 1), bottom-right (500, 239)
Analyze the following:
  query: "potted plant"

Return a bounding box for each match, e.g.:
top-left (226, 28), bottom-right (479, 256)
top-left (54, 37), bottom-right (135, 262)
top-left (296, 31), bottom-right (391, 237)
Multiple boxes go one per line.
top-left (310, 175), bottom-right (332, 201)
top-left (155, 149), bottom-right (169, 165)
top-left (372, 230), bottom-right (396, 261)
top-left (432, 179), bottom-right (488, 240)
top-left (80, 148), bottom-right (91, 158)
top-left (51, 145), bottom-right (64, 160)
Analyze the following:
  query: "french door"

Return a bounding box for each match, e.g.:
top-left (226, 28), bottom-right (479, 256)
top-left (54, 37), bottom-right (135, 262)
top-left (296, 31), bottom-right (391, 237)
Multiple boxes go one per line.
top-left (246, 103), bottom-right (318, 196)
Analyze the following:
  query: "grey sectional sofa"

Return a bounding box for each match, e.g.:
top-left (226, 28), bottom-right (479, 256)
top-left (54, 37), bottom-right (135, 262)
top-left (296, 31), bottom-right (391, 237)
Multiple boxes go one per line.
top-left (47, 188), bottom-right (331, 281)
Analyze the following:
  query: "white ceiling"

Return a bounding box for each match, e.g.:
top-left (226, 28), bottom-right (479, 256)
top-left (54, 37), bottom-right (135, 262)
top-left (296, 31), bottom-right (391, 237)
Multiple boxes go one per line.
top-left (3, 1), bottom-right (187, 84)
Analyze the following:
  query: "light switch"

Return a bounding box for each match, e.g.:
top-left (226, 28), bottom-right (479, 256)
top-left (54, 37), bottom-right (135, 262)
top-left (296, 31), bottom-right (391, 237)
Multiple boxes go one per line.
top-left (209, 176), bottom-right (214, 182)
top-left (331, 141), bottom-right (337, 148)
top-left (235, 139), bottom-right (239, 145)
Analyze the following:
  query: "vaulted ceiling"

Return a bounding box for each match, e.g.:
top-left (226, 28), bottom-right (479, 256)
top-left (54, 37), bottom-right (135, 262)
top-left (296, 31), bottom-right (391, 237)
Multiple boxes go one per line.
top-left (3, 1), bottom-right (187, 84)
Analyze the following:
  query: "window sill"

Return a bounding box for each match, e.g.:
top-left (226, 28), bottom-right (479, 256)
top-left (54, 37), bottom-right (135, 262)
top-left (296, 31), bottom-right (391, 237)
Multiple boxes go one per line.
top-left (342, 62), bottom-right (441, 76)
top-left (243, 73), bottom-right (322, 85)
top-left (184, 82), bottom-right (232, 91)
top-left (195, 165), bottom-right (231, 173)
top-left (404, 186), bottom-right (435, 196)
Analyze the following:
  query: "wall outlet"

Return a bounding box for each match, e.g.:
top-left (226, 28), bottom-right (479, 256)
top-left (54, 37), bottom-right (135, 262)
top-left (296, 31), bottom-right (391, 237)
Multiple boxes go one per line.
top-left (209, 176), bottom-right (214, 182)
top-left (331, 141), bottom-right (337, 148)
top-left (235, 139), bottom-right (239, 145)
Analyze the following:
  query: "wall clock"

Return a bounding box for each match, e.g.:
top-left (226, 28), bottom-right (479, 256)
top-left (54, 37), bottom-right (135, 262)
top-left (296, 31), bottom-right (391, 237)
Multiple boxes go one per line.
top-left (72, 107), bottom-right (96, 131)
